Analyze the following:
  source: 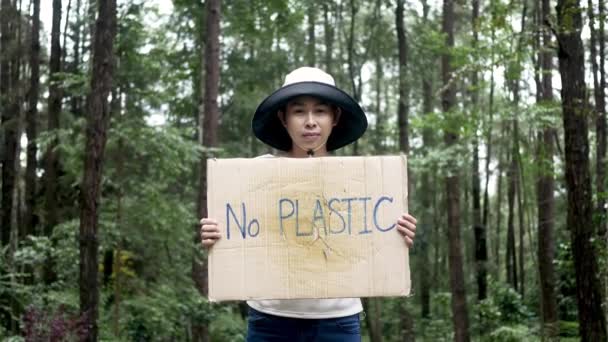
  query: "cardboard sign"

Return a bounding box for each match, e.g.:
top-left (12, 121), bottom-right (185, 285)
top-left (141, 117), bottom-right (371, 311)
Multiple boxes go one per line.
top-left (207, 155), bottom-right (410, 301)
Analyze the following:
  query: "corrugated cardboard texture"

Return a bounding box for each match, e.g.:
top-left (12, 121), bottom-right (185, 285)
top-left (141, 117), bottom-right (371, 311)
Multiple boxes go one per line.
top-left (207, 155), bottom-right (410, 301)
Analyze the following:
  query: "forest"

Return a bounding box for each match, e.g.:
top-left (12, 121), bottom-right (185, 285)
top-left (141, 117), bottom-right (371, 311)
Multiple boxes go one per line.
top-left (0, 0), bottom-right (607, 341)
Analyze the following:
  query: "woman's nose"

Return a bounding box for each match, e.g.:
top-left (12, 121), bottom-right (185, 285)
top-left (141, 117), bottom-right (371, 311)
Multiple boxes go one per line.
top-left (305, 112), bottom-right (317, 127)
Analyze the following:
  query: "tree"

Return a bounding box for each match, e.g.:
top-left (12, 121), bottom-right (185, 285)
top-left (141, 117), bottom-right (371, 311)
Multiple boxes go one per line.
top-left (79, 0), bottom-right (117, 339)
top-left (193, 0), bottom-right (221, 341)
top-left (396, 0), bottom-right (416, 340)
top-left (555, 0), bottom-right (608, 338)
top-left (24, 0), bottom-right (41, 240)
top-left (470, 0), bottom-right (487, 301)
top-left (0, 0), bottom-right (18, 331)
top-left (44, 0), bottom-right (63, 284)
top-left (442, 0), bottom-right (471, 339)
top-left (307, 2), bottom-right (316, 67)
top-left (535, 0), bottom-right (558, 336)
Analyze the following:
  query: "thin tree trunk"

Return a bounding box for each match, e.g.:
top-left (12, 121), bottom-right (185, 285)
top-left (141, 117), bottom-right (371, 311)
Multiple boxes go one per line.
top-left (395, 1), bottom-right (415, 338)
top-left (536, 0), bottom-right (559, 336)
top-left (62, 0), bottom-right (71, 66)
top-left (600, 0), bottom-right (608, 331)
top-left (470, 0), bottom-right (487, 302)
top-left (307, 3), bottom-right (316, 67)
top-left (516, 147), bottom-right (525, 297)
top-left (442, 0), bottom-right (470, 339)
top-left (484, 4), bottom-right (497, 277)
top-left (418, 0), bottom-right (433, 321)
top-left (598, 0), bottom-right (607, 234)
top-left (1, 0), bottom-right (21, 332)
top-left (44, 0), bottom-right (63, 284)
top-left (590, 0), bottom-right (607, 244)
top-left (346, 0), bottom-right (360, 155)
top-left (71, 0), bottom-right (83, 117)
top-left (79, 0), bottom-right (117, 340)
top-left (1, 0), bottom-right (15, 250)
top-left (363, 299), bottom-right (383, 342)
top-left (495, 130), bottom-right (505, 280)
top-left (555, 0), bottom-right (608, 338)
top-left (374, 54), bottom-right (383, 153)
top-left (0, 0), bottom-right (13, 329)
top-left (24, 0), bottom-right (40, 242)
top-left (193, 1), bottom-right (220, 341)
top-left (323, 1), bottom-right (334, 75)
top-left (506, 143), bottom-right (518, 290)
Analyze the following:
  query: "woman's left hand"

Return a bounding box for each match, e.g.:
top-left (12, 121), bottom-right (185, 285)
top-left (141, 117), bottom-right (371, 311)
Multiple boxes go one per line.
top-left (397, 213), bottom-right (417, 248)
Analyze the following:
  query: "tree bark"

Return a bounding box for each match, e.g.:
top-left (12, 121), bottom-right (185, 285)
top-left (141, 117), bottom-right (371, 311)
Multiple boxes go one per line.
top-left (363, 299), bottom-right (383, 342)
top-left (506, 140), bottom-right (518, 290)
top-left (396, 0), bottom-right (409, 155)
top-left (590, 0), bottom-right (607, 244)
top-left (79, 0), bottom-right (116, 340)
top-left (418, 0), bottom-right (433, 319)
top-left (494, 126), bottom-right (505, 280)
top-left (470, 0), bottom-right (487, 302)
top-left (442, 0), bottom-right (470, 339)
top-left (1, 0), bottom-right (15, 249)
top-left (323, 1), bottom-right (334, 75)
top-left (535, 0), bottom-right (559, 336)
top-left (71, 0), bottom-right (83, 117)
top-left (24, 0), bottom-right (41, 240)
top-left (193, 1), bottom-right (220, 341)
top-left (555, 0), bottom-right (608, 338)
top-left (0, 0), bottom-right (19, 331)
top-left (307, 2), bottom-right (316, 67)
top-left (44, 0), bottom-right (63, 284)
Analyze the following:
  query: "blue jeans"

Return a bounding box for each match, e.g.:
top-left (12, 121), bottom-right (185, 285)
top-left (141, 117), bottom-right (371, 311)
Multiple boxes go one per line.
top-left (246, 307), bottom-right (361, 342)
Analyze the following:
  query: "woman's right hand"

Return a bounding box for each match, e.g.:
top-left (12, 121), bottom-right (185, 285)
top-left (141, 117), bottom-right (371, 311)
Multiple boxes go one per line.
top-left (200, 218), bottom-right (221, 248)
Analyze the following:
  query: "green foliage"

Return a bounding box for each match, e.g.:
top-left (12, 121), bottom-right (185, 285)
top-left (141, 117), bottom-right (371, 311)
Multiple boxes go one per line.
top-left (117, 285), bottom-right (214, 341)
top-left (210, 309), bottom-right (247, 342)
top-left (559, 320), bottom-right (579, 338)
top-left (485, 325), bottom-right (534, 342)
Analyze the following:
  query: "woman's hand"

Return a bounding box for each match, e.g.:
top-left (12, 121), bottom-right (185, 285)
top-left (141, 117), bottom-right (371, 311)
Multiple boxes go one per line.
top-left (397, 213), bottom-right (417, 248)
top-left (200, 218), bottom-right (221, 248)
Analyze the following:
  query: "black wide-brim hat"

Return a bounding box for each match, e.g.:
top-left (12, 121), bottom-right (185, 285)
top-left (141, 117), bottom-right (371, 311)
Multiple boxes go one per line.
top-left (252, 68), bottom-right (368, 151)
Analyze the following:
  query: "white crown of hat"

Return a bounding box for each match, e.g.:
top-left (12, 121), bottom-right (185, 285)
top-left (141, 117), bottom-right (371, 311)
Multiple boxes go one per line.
top-left (283, 67), bottom-right (336, 87)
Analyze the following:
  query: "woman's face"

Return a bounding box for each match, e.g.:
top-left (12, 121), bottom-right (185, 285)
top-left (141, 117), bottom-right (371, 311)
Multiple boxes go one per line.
top-left (279, 95), bottom-right (341, 157)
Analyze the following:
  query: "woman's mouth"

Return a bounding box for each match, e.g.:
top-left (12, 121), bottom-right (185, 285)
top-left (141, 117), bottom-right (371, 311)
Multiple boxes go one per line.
top-left (302, 133), bottom-right (321, 140)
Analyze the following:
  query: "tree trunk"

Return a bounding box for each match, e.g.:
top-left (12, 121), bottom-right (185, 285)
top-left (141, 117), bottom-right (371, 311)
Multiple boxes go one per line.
top-left (555, 0), bottom-right (608, 338)
top-left (346, 0), bottom-right (360, 155)
top-left (470, 0), bottom-right (487, 302)
top-left (494, 128), bottom-right (505, 280)
top-left (0, 0), bottom-right (20, 332)
top-left (71, 0), bottom-right (83, 117)
top-left (79, 0), bottom-right (116, 340)
top-left (517, 147), bottom-right (525, 297)
top-left (363, 299), bottom-right (383, 342)
top-left (506, 140), bottom-right (518, 290)
top-left (307, 2), bottom-right (316, 67)
top-left (1, 0), bottom-right (15, 249)
top-left (44, 0), bottom-right (63, 284)
top-left (535, 0), bottom-right (559, 336)
top-left (597, 0), bottom-right (607, 241)
top-left (417, 0), bottom-right (433, 321)
top-left (599, 0), bottom-right (608, 331)
top-left (323, 1), bottom-right (334, 75)
top-left (24, 0), bottom-right (40, 242)
top-left (374, 54), bottom-right (384, 154)
top-left (396, 0), bottom-right (409, 155)
top-left (193, 1), bottom-right (221, 341)
top-left (442, 0), bottom-right (470, 339)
